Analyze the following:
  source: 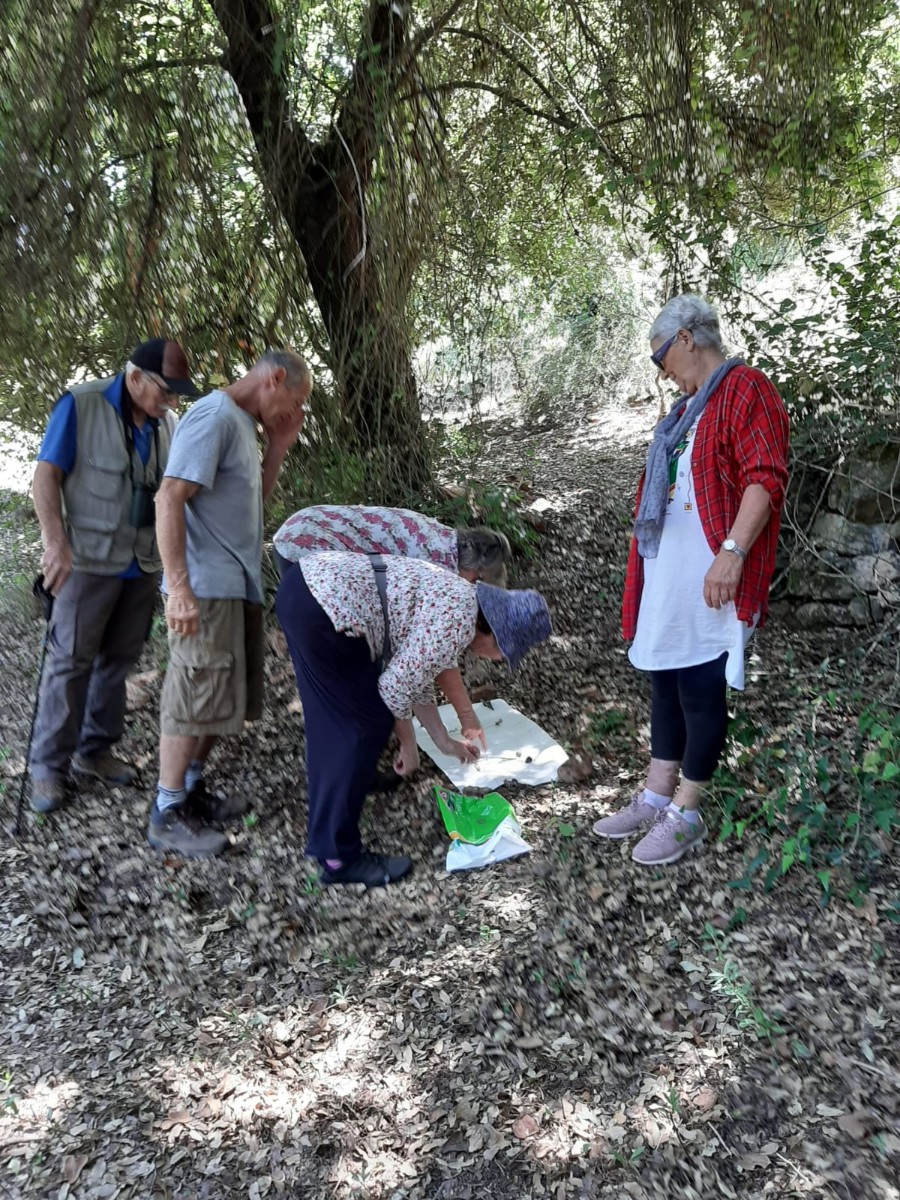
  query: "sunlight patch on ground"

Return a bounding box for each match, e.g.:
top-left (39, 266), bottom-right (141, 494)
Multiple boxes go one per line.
top-left (476, 887), bottom-right (533, 922)
top-left (7, 1077), bottom-right (80, 1125)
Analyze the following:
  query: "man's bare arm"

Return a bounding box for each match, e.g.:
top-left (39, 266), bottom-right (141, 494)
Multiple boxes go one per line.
top-left (33, 461), bottom-right (72, 594)
top-left (155, 477), bottom-right (202, 635)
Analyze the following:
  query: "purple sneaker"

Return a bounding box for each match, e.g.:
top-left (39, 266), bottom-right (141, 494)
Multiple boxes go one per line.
top-left (592, 792), bottom-right (662, 839)
top-left (632, 810), bottom-right (705, 866)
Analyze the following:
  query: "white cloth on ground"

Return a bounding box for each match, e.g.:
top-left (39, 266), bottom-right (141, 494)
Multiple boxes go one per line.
top-left (415, 699), bottom-right (568, 789)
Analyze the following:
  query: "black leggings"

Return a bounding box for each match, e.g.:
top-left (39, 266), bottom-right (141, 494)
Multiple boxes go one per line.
top-left (650, 652), bottom-right (729, 782)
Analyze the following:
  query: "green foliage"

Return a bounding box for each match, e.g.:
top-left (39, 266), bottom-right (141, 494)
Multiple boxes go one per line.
top-left (1, 0), bottom-right (898, 501)
top-left (417, 0), bottom-right (899, 399)
top-left (582, 706), bottom-right (636, 760)
top-left (710, 701), bottom-right (900, 909)
top-left (427, 483), bottom-right (540, 561)
top-left (730, 212), bottom-right (900, 459)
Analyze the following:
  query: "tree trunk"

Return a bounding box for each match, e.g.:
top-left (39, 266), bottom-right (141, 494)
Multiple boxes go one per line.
top-left (210, 0), bottom-right (431, 499)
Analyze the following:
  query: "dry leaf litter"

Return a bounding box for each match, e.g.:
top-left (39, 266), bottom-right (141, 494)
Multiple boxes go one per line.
top-left (1, 405), bottom-right (898, 1200)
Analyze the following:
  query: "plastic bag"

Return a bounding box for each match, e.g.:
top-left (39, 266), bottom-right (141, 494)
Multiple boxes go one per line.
top-left (434, 785), bottom-right (532, 872)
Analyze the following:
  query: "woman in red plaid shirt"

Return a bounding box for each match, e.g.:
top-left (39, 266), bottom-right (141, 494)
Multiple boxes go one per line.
top-left (594, 295), bottom-right (789, 865)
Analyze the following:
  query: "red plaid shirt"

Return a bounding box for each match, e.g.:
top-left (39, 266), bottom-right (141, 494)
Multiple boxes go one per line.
top-left (622, 365), bottom-right (789, 640)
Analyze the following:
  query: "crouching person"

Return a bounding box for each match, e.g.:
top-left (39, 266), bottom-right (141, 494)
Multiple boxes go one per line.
top-left (273, 504), bottom-right (514, 750)
top-left (275, 551), bottom-right (551, 889)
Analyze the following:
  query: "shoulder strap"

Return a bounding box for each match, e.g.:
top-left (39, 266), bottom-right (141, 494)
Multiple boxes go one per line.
top-left (368, 553), bottom-right (393, 666)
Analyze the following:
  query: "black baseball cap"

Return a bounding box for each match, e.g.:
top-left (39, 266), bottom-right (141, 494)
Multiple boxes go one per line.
top-left (129, 338), bottom-right (199, 396)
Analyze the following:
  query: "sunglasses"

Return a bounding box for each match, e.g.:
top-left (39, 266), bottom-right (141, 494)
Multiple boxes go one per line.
top-left (650, 333), bottom-right (678, 370)
top-left (148, 372), bottom-right (178, 401)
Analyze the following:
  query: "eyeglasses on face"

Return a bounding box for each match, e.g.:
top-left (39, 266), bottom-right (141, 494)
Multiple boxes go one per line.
top-left (148, 373), bottom-right (178, 400)
top-left (650, 332), bottom-right (678, 370)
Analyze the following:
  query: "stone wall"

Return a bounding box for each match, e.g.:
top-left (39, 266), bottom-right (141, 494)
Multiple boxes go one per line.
top-left (784, 440), bottom-right (900, 629)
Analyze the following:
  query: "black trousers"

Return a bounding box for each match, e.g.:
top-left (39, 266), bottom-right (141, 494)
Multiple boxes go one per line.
top-left (275, 562), bottom-right (394, 863)
top-left (649, 652), bottom-right (729, 781)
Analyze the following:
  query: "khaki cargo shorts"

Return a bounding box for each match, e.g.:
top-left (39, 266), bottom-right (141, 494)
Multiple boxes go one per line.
top-left (160, 599), bottom-right (265, 737)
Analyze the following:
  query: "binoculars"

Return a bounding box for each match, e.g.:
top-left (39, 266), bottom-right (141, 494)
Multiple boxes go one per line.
top-left (129, 482), bottom-right (158, 528)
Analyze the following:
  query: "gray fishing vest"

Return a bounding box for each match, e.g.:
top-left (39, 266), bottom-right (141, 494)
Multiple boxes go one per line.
top-left (61, 377), bottom-right (171, 575)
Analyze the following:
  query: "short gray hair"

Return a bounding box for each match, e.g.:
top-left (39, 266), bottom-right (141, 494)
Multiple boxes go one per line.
top-left (649, 294), bottom-right (724, 352)
top-left (255, 349), bottom-right (311, 392)
top-left (456, 527), bottom-right (512, 587)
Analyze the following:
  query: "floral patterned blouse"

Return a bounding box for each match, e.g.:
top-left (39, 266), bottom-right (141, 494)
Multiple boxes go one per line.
top-left (274, 505), bottom-right (457, 572)
top-left (299, 552), bottom-right (477, 720)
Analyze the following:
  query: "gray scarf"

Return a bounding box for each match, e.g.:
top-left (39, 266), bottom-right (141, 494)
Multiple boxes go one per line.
top-left (634, 357), bottom-right (744, 558)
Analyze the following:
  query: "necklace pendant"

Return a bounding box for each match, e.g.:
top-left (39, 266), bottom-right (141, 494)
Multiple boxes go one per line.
top-left (683, 501), bottom-right (693, 511)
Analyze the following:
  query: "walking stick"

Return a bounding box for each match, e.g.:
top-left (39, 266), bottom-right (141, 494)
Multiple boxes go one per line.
top-left (14, 576), bottom-right (54, 837)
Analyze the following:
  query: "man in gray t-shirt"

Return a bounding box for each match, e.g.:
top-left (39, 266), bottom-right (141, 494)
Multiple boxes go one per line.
top-left (149, 350), bottom-right (311, 858)
top-left (163, 390), bottom-right (265, 603)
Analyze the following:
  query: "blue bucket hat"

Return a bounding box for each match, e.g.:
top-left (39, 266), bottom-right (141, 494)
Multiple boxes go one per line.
top-left (475, 582), bottom-right (552, 671)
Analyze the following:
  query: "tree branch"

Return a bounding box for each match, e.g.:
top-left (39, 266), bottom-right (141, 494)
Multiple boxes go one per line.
top-left (406, 79), bottom-right (579, 131)
top-left (208, 0), bottom-right (312, 211)
top-left (86, 55), bottom-right (226, 100)
top-left (334, 0), bottom-right (411, 172)
top-left (442, 25), bottom-right (561, 111)
top-left (402, 0), bottom-right (470, 66)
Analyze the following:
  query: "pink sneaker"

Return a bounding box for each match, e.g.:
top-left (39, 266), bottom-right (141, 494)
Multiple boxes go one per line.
top-left (592, 792), bottom-right (662, 839)
top-left (631, 810), bottom-right (704, 866)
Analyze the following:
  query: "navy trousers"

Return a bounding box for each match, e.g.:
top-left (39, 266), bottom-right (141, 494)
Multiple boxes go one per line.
top-left (275, 562), bottom-right (394, 863)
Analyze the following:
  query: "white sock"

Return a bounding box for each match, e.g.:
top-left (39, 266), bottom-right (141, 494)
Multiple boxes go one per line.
top-left (667, 801), bottom-right (701, 825)
top-left (156, 784), bottom-right (186, 813)
top-left (643, 788), bottom-right (672, 808)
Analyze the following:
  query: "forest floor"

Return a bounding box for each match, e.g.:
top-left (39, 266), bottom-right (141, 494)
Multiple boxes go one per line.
top-left (1, 397), bottom-right (898, 1200)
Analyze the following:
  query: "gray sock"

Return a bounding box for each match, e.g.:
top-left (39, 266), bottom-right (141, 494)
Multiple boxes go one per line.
top-left (184, 760), bottom-right (204, 791)
top-left (156, 784), bottom-right (186, 813)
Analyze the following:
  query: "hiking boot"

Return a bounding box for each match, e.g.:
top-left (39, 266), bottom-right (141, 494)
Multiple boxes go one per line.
top-left (631, 810), bottom-right (705, 866)
top-left (30, 776), bottom-right (67, 813)
top-left (186, 779), bottom-right (249, 825)
top-left (592, 792), bottom-right (661, 839)
top-left (147, 801), bottom-right (229, 859)
top-left (72, 751), bottom-right (136, 786)
top-left (320, 851), bottom-right (413, 889)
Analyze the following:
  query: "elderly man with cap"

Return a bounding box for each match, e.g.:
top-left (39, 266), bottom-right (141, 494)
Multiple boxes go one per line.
top-left (29, 338), bottom-right (198, 814)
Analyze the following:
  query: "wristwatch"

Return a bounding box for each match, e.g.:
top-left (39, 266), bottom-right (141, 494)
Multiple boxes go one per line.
top-left (721, 538), bottom-right (747, 561)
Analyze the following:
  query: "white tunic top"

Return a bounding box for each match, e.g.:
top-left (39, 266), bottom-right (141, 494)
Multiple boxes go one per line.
top-left (628, 422), bottom-right (756, 689)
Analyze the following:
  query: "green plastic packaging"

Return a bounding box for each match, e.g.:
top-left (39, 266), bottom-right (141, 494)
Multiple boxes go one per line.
top-left (434, 784), bottom-right (513, 845)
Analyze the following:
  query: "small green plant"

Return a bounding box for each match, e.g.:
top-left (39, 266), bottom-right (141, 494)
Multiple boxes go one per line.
top-left (710, 701), bottom-right (900, 908)
top-left (612, 1145), bottom-right (646, 1168)
top-left (346, 1160), bottom-right (372, 1200)
top-left (328, 950), bottom-right (359, 972)
top-left (706, 958), bottom-right (782, 1041)
top-left (1, 1069), bottom-right (18, 1115)
top-left (583, 707), bottom-right (634, 757)
top-left (689, 924), bottom-right (782, 1042)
